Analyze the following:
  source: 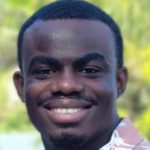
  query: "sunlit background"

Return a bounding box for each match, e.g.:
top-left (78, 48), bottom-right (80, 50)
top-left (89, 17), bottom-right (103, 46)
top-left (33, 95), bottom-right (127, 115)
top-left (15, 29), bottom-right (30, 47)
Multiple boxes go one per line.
top-left (0, 0), bottom-right (150, 149)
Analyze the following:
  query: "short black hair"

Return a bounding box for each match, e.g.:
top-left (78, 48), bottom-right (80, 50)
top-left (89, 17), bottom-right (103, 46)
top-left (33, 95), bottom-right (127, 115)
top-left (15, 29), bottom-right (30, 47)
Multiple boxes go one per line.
top-left (17, 0), bottom-right (123, 70)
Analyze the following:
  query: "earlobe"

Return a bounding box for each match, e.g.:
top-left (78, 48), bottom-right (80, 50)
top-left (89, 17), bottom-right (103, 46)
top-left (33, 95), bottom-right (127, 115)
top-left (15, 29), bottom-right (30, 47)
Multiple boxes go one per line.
top-left (116, 67), bottom-right (128, 98)
top-left (13, 71), bottom-right (25, 102)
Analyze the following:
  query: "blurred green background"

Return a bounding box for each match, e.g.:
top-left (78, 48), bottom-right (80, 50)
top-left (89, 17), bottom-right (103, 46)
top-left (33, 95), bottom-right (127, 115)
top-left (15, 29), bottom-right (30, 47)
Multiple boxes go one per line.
top-left (0, 0), bottom-right (150, 141)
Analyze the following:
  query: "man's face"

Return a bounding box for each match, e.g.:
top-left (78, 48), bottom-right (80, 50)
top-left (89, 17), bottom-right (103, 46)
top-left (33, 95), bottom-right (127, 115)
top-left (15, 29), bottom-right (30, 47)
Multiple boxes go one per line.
top-left (14, 19), bottom-right (127, 149)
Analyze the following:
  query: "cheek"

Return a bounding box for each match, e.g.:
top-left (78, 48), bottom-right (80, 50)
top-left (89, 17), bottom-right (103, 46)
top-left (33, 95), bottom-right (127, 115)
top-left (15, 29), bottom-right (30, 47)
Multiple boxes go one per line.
top-left (23, 81), bottom-right (52, 131)
top-left (85, 77), bottom-right (117, 103)
top-left (23, 80), bottom-right (48, 120)
top-left (84, 78), bottom-right (117, 122)
top-left (88, 80), bottom-right (116, 117)
top-left (24, 82), bottom-right (41, 103)
top-left (77, 79), bottom-right (117, 139)
top-left (24, 79), bottom-right (50, 103)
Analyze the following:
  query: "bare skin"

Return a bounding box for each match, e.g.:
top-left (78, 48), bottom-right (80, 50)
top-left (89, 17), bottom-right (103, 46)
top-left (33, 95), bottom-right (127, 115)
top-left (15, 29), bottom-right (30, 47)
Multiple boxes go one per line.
top-left (13, 19), bottom-right (128, 150)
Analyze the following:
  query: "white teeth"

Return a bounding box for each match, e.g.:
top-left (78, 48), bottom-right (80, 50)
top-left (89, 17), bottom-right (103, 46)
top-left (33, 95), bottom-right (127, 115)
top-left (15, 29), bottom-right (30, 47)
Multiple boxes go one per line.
top-left (52, 108), bottom-right (80, 114)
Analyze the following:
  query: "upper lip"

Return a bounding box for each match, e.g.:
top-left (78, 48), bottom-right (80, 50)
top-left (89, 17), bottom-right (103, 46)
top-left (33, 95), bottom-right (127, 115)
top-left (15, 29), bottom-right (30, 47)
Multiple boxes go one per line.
top-left (40, 99), bottom-right (93, 110)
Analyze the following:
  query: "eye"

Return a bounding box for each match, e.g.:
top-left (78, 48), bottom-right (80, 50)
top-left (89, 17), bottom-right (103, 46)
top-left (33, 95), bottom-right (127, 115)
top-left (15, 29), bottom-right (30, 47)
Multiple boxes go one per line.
top-left (33, 67), bottom-right (57, 79)
top-left (79, 66), bottom-right (103, 74)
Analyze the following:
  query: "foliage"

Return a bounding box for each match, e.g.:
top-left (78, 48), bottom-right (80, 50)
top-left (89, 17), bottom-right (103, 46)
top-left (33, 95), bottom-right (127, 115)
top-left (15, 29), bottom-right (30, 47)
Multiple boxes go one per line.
top-left (0, 0), bottom-right (150, 141)
top-left (135, 108), bottom-right (150, 141)
top-left (90, 0), bottom-right (150, 47)
top-left (0, 68), bottom-right (34, 132)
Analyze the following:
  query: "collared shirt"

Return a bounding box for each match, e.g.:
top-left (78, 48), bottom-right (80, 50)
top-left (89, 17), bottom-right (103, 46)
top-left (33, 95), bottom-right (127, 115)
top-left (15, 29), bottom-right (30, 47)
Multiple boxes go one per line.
top-left (100, 118), bottom-right (150, 150)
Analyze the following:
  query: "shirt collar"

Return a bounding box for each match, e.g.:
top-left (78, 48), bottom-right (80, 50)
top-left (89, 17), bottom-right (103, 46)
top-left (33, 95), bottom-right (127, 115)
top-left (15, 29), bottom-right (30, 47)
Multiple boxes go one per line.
top-left (99, 118), bottom-right (143, 150)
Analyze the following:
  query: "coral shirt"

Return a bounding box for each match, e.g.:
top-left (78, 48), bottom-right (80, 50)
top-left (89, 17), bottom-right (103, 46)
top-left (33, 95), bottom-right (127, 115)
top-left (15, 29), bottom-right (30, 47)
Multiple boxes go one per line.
top-left (100, 118), bottom-right (150, 150)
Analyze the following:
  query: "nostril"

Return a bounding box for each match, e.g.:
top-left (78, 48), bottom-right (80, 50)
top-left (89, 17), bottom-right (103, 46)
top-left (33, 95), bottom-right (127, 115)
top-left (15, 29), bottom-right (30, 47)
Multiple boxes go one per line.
top-left (52, 91), bottom-right (81, 99)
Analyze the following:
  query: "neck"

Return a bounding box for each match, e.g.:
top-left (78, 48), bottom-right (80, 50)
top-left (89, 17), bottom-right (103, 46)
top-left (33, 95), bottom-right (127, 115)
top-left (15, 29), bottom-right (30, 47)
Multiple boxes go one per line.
top-left (84, 117), bottom-right (122, 150)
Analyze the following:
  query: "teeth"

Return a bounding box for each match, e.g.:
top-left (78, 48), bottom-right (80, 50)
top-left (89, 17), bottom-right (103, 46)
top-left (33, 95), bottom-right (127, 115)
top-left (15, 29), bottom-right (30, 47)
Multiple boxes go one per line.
top-left (52, 108), bottom-right (80, 114)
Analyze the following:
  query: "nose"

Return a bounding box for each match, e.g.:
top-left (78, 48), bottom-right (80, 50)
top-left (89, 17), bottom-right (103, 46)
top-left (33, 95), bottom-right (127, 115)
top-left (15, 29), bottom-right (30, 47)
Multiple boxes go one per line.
top-left (51, 68), bottom-right (84, 95)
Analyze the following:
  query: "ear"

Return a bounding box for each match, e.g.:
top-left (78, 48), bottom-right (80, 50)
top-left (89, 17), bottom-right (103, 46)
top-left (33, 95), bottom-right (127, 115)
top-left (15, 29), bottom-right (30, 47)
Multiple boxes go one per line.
top-left (13, 71), bottom-right (25, 102)
top-left (116, 67), bottom-right (128, 98)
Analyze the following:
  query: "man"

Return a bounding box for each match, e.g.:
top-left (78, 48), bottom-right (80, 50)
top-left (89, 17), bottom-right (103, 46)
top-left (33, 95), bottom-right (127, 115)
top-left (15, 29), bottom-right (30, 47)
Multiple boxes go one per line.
top-left (13, 0), bottom-right (150, 149)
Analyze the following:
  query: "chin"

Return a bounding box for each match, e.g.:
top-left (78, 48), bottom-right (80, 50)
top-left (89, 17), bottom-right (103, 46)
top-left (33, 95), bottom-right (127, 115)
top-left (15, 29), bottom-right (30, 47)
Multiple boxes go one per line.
top-left (43, 130), bottom-right (87, 150)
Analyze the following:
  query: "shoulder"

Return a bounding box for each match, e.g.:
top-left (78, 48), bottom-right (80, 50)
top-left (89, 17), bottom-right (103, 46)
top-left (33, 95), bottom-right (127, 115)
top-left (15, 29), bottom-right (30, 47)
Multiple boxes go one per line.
top-left (134, 140), bottom-right (150, 150)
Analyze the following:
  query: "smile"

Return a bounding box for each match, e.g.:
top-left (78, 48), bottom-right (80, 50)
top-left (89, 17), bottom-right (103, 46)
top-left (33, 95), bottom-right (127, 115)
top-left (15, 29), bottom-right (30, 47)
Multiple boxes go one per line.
top-left (40, 99), bottom-right (93, 124)
top-left (51, 108), bottom-right (82, 114)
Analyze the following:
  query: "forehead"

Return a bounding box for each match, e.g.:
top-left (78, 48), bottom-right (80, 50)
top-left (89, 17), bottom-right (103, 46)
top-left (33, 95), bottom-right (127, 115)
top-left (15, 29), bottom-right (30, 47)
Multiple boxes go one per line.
top-left (25, 19), bottom-right (113, 35)
top-left (22, 19), bottom-right (116, 65)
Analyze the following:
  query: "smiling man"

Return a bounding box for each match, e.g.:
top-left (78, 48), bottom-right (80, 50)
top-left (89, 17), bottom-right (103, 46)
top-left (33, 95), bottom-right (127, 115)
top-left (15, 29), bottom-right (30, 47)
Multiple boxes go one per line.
top-left (13, 0), bottom-right (150, 150)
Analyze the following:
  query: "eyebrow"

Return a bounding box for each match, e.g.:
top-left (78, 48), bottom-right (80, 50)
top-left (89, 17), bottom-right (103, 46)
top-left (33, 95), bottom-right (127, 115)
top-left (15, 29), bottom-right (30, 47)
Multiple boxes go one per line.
top-left (27, 53), bottom-right (105, 71)
top-left (73, 53), bottom-right (105, 67)
top-left (27, 56), bottom-right (61, 71)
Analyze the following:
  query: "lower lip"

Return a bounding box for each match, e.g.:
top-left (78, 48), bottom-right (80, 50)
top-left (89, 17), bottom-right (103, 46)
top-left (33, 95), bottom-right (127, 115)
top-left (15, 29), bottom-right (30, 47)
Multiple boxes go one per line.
top-left (44, 108), bottom-right (89, 124)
